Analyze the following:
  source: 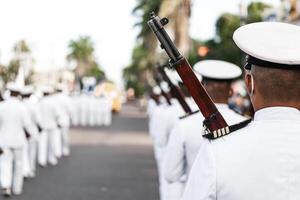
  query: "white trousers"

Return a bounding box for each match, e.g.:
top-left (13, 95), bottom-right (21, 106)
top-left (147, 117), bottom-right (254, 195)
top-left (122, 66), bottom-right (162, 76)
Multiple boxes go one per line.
top-left (52, 128), bottom-right (62, 159)
top-left (38, 131), bottom-right (48, 166)
top-left (22, 141), bottom-right (31, 177)
top-left (72, 111), bottom-right (79, 126)
top-left (47, 129), bottom-right (59, 166)
top-left (80, 110), bottom-right (88, 126)
top-left (28, 138), bottom-right (38, 177)
top-left (96, 110), bottom-right (103, 126)
top-left (88, 111), bottom-right (96, 127)
top-left (154, 146), bottom-right (184, 200)
top-left (104, 108), bottom-right (112, 126)
top-left (0, 148), bottom-right (24, 195)
top-left (61, 126), bottom-right (70, 156)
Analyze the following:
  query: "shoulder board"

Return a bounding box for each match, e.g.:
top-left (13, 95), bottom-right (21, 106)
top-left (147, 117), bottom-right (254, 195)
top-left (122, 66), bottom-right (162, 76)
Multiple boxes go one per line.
top-left (202, 118), bottom-right (252, 140)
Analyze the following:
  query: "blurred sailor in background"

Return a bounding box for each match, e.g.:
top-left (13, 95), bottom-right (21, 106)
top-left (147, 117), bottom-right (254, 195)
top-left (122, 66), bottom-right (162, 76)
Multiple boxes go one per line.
top-left (88, 94), bottom-right (96, 127)
top-left (54, 84), bottom-right (73, 157)
top-left (79, 92), bottom-right (89, 126)
top-left (0, 83), bottom-right (34, 196)
top-left (147, 86), bottom-right (161, 118)
top-left (162, 60), bottom-right (247, 199)
top-left (148, 80), bottom-right (186, 200)
top-left (21, 86), bottom-right (41, 179)
top-left (39, 86), bottom-right (62, 166)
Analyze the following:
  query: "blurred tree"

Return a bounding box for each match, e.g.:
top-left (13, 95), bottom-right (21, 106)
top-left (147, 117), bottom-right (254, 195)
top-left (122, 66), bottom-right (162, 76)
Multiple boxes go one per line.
top-left (0, 40), bottom-right (34, 85)
top-left (159, 0), bottom-right (192, 56)
top-left (123, 0), bottom-right (162, 97)
top-left (203, 13), bottom-right (243, 66)
top-left (124, 0), bottom-right (192, 97)
top-left (86, 61), bottom-right (106, 82)
top-left (14, 39), bottom-right (31, 54)
top-left (197, 2), bottom-right (271, 68)
top-left (67, 36), bottom-right (96, 81)
top-left (247, 1), bottom-right (271, 23)
top-left (187, 38), bottom-right (202, 66)
top-left (123, 44), bottom-right (149, 98)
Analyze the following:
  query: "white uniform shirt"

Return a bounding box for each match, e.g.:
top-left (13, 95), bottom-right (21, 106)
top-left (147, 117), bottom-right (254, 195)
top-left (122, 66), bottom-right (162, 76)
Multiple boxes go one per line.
top-left (182, 107), bottom-right (300, 200)
top-left (147, 98), bottom-right (159, 118)
top-left (23, 98), bottom-right (41, 138)
top-left (54, 93), bottom-right (73, 127)
top-left (0, 97), bottom-right (33, 148)
top-left (149, 101), bottom-right (183, 148)
top-left (39, 96), bottom-right (62, 130)
top-left (163, 104), bottom-right (246, 183)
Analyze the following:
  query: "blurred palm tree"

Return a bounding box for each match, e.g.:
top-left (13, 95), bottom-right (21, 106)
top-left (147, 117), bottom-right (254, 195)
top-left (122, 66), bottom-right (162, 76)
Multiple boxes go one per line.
top-left (159, 0), bottom-right (192, 57)
top-left (67, 36), bottom-right (95, 81)
top-left (0, 40), bottom-right (35, 85)
top-left (124, 0), bottom-right (192, 97)
top-left (133, 0), bottom-right (161, 65)
top-left (122, 0), bottom-right (162, 97)
top-left (14, 39), bottom-right (31, 54)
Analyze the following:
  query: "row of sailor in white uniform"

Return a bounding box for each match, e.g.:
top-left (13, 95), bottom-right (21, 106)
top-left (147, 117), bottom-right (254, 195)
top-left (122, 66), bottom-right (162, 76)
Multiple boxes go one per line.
top-left (150, 22), bottom-right (300, 200)
top-left (71, 93), bottom-right (112, 127)
top-left (0, 83), bottom-right (113, 197)
top-left (147, 60), bottom-right (247, 200)
top-left (0, 83), bottom-right (73, 197)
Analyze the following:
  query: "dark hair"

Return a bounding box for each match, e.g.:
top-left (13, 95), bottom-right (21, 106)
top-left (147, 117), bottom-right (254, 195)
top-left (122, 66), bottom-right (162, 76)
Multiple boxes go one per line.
top-left (252, 66), bottom-right (300, 103)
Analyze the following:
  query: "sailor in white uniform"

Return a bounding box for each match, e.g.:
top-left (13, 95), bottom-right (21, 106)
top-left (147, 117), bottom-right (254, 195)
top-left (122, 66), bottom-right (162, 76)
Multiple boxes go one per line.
top-left (0, 83), bottom-right (34, 196)
top-left (182, 22), bottom-right (300, 200)
top-left (54, 84), bottom-right (73, 156)
top-left (147, 86), bottom-right (162, 118)
top-left (39, 86), bottom-right (62, 166)
top-left (21, 86), bottom-right (41, 178)
top-left (149, 80), bottom-right (188, 200)
top-left (162, 60), bottom-right (247, 199)
top-left (103, 97), bottom-right (112, 127)
top-left (79, 92), bottom-right (89, 126)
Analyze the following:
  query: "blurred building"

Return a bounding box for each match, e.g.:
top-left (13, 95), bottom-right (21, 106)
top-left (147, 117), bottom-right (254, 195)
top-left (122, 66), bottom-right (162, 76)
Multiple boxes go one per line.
top-left (32, 69), bottom-right (75, 87)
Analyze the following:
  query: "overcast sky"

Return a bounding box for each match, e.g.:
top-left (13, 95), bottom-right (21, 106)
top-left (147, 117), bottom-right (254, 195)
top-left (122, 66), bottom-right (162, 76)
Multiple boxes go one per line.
top-left (0, 0), bottom-right (280, 87)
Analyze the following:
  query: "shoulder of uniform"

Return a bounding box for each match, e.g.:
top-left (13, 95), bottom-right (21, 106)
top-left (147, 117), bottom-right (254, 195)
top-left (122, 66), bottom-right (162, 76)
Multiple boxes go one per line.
top-left (202, 118), bottom-right (252, 140)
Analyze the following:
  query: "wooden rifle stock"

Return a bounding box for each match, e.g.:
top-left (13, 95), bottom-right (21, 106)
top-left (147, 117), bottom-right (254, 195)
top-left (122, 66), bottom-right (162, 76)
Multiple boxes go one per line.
top-left (157, 65), bottom-right (192, 114)
top-left (148, 12), bottom-right (228, 133)
top-left (174, 58), bottom-right (228, 131)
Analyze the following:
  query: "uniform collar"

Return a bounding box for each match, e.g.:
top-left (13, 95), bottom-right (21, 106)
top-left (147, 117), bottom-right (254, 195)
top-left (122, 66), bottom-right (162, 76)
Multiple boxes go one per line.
top-left (254, 107), bottom-right (300, 121)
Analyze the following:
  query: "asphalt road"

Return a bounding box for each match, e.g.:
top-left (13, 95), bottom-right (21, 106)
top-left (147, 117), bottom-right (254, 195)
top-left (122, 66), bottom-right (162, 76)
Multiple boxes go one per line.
top-left (2, 103), bottom-right (159, 200)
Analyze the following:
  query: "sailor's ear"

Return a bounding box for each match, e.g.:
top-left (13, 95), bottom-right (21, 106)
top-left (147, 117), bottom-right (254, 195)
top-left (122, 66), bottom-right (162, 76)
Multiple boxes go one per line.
top-left (228, 88), bottom-right (233, 97)
top-left (244, 70), bottom-right (252, 96)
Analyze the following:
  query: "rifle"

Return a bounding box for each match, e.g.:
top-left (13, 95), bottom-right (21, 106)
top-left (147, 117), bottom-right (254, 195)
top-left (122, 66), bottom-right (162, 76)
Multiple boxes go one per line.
top-left (156, 64), bottom-right (197, 116)
top-left (148, 12), bottom-right (229, 136)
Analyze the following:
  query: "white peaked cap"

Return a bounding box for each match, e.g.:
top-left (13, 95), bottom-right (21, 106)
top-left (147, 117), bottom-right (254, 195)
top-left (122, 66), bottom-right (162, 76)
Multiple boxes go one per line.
top-left (233, 22), bottom-right (300, 66)
top-left (193, 60), bottom-right (242, 80)
top-left (160, 81), bottom-right (170, 92)
top-left (21, 85), bottom-right (34, 95)
top-left (152, 86), bottom-right (161, 95)
top-left (6, 82), bottom-right (22, 92)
